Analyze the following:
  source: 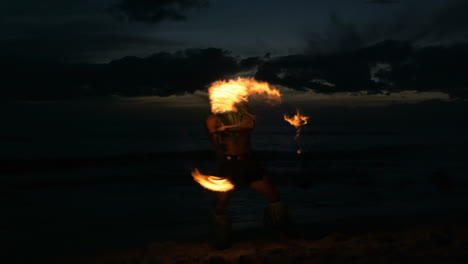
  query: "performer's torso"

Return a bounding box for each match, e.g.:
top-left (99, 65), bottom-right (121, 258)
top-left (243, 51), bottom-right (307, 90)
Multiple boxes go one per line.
top-left (219, 131), bottom-right (252, 155)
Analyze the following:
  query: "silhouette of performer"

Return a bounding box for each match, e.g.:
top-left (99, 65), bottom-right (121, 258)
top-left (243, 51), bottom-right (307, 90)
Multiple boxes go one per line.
top-left (205, 103), bottom-right (290, 249)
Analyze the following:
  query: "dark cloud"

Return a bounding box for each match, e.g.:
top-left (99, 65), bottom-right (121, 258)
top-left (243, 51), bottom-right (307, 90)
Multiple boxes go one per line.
top-left (1, 48), bottom-right (254, 100)
top-left (256, 40), bottom-right (468, 98)
top-left (2, 41), bottom-right (468, 101)
top-left (110, 0), bottom-right (210, 23)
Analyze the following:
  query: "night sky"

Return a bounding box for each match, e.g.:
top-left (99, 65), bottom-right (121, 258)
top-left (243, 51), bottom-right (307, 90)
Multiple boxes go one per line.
top-left (2, 0), bottom-right (467, 62)
top-left (1, 0), bottom-right (468, 104)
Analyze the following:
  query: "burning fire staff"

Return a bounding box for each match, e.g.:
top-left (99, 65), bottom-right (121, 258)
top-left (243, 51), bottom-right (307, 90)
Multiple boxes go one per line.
top-left (205, 103), bottom-right (290, 249)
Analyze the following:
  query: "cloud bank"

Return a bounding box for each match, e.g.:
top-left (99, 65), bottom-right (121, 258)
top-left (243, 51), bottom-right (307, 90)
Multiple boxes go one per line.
top-left (2, 40), bottom-right (468, 101)
top-left (110, 0), bottom-right (210, 23)
top-left (1, 48), bottom-right (250, 100)
top-left (256, 40), bottom-right (468, 98)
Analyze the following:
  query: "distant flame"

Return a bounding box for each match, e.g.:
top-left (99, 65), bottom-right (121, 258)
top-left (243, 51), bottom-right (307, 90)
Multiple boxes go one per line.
top-left (284, 109), bottom-right (309, 128)
top-left (191, 168), bottom-right (234, 192)
top-left (284, 109), bottom-right (310, 139)
top-left (208, 77), bottom-right (281, 114)
top-left (284, 109), bottom-right (309, 154)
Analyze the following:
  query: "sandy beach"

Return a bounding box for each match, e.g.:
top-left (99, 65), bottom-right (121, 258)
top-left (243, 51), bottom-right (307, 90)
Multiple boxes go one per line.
top-left (14, 210), bottom-right (465, 264)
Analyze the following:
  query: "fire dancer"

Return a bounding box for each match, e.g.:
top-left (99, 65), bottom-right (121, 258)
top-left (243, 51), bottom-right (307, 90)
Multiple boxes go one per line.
top-left (205, 103), bottom-right (290, 249)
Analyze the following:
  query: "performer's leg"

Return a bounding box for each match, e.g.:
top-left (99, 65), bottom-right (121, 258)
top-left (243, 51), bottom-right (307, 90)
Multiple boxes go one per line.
top-left (250, 174), bottom-right (280, 203)
top-left (251, 175), bottom-right (291, 232)
top-left (215, 190), bottom-right (233, 213)
top-left (211, 190), bottom-right (233, 249)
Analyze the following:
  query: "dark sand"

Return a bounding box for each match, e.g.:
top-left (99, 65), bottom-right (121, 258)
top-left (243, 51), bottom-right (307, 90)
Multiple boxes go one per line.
top-left (18, 210), bottom-right (468, 264)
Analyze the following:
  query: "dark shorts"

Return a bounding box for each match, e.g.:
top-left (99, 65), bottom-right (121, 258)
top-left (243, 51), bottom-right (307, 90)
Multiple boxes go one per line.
top-left (218, 154), bottom-right (264, 188)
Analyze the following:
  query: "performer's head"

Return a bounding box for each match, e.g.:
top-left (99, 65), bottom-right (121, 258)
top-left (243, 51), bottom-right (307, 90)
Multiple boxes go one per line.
top-left (217, 103), bottom-right (255, 125)
top-left (234, 103), bottom-right (255, 120)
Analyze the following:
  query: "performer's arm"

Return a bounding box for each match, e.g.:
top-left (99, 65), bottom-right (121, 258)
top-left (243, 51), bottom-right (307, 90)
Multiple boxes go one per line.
top-left (218, 115), bottom-right (254, 132)
top-left (205, 115), bottom-right (225, 158)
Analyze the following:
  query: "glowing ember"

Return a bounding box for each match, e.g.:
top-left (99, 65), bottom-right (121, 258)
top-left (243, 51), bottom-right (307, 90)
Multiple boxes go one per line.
top-left (208, 77), bottom-right (281, 114)
top-left (191, 168), bottom-right (234, 192)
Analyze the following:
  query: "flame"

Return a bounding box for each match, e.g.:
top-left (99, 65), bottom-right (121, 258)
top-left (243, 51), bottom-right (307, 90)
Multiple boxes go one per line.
top-left (284, 109), bottom-right (310, 153)
top-left (284, 109), bottom-right (309, 128)
top-left (191, 168), bottom-right (234, 192)
top-left (284, 109), bottom-right (310, 140)
top-left (208, 77), bottom-right (281, 114)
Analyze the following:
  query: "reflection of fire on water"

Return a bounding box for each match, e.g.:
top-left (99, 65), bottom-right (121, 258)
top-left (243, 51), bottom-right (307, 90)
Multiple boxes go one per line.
top-left (284, 109), bottom-right (310, 154)
top-left (191, 169), bottom-right (234, 192)
top-left (192, 77), bottom-right (282, 191)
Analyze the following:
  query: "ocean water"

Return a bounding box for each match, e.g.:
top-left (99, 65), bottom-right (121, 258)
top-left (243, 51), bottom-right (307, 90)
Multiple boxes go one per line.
top-left (2, 138), bottom-right (468, 257)
top-left (1, 101), bottom-right (468, 256)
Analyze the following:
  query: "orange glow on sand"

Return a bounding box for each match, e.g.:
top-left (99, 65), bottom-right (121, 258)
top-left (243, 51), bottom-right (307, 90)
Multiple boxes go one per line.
top-left (191, 168), bottom-right (234, 192)
top-left (208, 77), bottom-right (281, 114)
